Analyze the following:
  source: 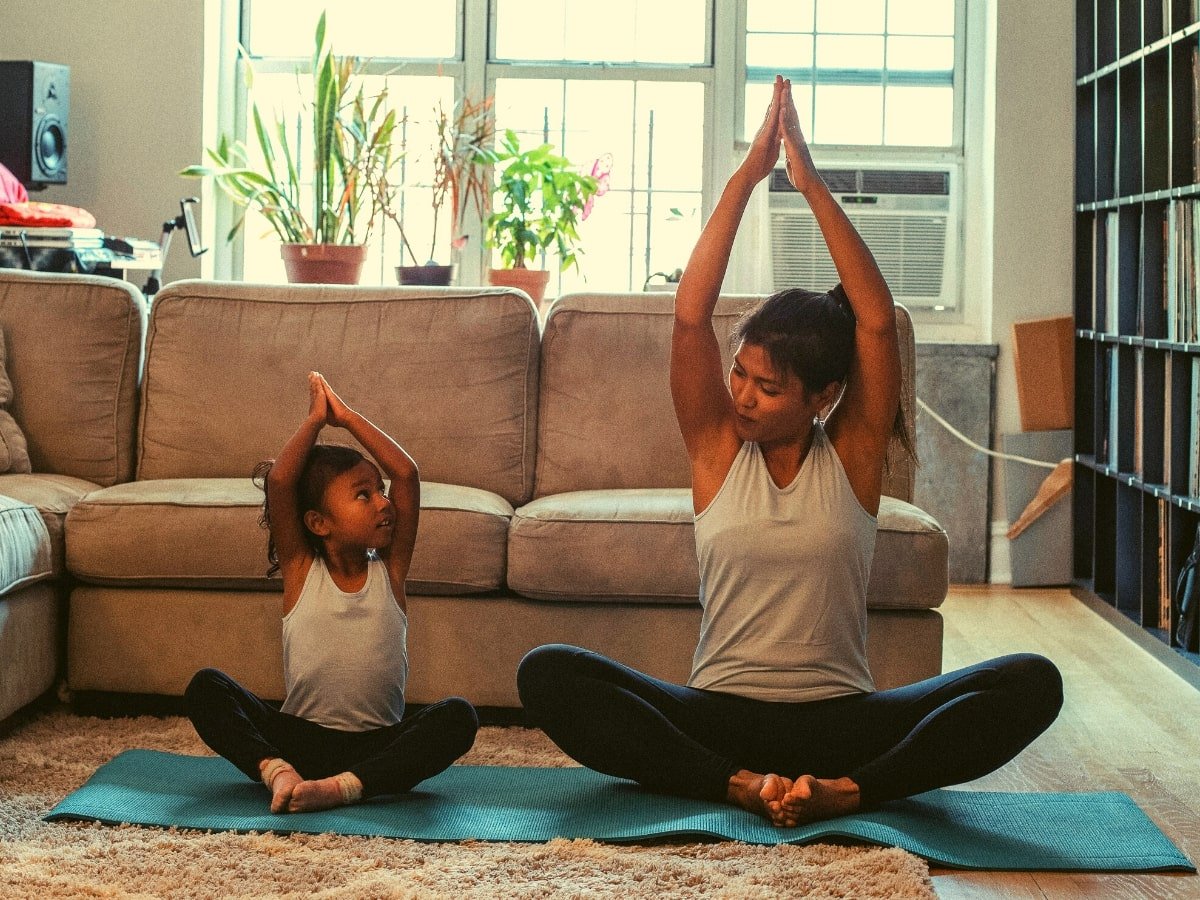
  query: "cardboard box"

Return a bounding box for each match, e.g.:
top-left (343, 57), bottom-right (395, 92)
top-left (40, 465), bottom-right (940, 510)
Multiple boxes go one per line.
top-left (1011, 316), bottom-right (1074, 431)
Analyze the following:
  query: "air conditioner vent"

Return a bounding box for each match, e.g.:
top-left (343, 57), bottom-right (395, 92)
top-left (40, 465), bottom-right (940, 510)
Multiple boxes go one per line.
top-left (769, 168), bottom-right (948, 196)
top-left (860, 169), bottom-right (950, 195)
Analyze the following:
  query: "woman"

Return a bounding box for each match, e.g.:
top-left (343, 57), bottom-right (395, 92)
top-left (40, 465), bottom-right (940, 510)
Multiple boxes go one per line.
top-left (517, 76), bottom-right (1062, 826)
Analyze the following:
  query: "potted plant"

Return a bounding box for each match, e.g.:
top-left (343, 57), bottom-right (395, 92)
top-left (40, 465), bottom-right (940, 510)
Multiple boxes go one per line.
top-left (483, 129), bottom-right (603, 304)
top-left (388, 94), bottom-right (495, 286)
top-left (181, 13), bottom-right (399, 284)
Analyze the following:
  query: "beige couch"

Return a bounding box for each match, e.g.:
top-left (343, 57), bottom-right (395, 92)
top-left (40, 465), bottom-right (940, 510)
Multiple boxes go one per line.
top-left (0, 272), bottom-right (948, 717)
top-left (0, 270), bottom-right (146, 722)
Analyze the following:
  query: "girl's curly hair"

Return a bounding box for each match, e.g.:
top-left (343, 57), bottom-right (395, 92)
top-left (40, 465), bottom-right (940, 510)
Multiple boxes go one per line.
top-left (251, 444), bottom-right (367, 577)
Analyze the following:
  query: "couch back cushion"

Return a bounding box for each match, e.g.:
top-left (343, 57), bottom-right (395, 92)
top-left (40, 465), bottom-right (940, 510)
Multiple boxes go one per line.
top-left (0, 270), bottom-right (146, 487)
top-left (139, 282), bottom-right (540, 505)
top-left (534, 292), bottom-right (916, 502)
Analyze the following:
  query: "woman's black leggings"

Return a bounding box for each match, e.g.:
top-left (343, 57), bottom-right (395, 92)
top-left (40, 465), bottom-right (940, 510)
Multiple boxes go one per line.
top-left (185, 668), bottom-right (478, 799)
top-left (517, 645), bottom-right (1063, 808)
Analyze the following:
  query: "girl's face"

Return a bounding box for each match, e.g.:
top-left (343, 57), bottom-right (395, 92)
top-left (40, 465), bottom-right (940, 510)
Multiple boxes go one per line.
top-left (728, 342), bottom-right (829, 445)
top-left (311, 460), bottom-right (394, 550)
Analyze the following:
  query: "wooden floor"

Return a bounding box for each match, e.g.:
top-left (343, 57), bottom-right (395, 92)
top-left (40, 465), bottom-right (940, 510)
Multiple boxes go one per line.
top-left (930, 586), bottom-right (1200, 899)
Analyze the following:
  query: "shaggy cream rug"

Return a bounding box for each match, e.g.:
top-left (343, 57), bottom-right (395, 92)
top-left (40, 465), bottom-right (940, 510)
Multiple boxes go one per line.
top-left (0, 707), bottom-right (935, 899)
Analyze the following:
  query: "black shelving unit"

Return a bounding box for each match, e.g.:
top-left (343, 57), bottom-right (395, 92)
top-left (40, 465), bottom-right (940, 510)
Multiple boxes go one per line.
top-left (1075, 0), bottom-right (1200, 665)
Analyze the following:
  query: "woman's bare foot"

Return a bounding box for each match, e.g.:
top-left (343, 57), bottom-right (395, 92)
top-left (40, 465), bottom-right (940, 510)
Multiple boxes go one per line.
top-left (776, 775), bottom-right (861, 826)
top-left (726, 769), bottom-right (796, 826)
top-left (287, 772), bottom-right (363, 813)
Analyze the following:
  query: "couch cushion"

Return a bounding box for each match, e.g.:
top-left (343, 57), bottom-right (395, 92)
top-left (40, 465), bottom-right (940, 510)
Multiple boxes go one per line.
top-left (508, 490), bottom-right (947, 609)
top-left (0, 494), bottom-right (51, 596)
top-left (535, 293), bottom-right (916, 503)
top-left (0, 472), bottom-right (95, 577)
top-left (0, 270), bottom-right (146, 486)
top-left (66, 479), bottom-right (511, 594)
top-left (139, 282), bottom-right (539, 505)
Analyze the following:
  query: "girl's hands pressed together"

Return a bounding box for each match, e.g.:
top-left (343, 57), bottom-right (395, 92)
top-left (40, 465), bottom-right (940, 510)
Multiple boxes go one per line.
top-left (307, 371), bottom-right (329, 425)
top-left (316, 374), bottom-right (355, 429)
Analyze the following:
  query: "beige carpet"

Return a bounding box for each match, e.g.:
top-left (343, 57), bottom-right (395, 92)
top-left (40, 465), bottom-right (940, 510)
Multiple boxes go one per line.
top-left (0, 706), bottom-right (934, 899)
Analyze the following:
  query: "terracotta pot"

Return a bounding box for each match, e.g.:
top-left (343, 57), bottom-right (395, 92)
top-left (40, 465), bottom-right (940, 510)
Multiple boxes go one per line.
top-left (487, 267), bottom-right (551, 304)
top-left (396, 264), bottom-right (454, 286)
top-left (280, 243), bottom-right (367, 284)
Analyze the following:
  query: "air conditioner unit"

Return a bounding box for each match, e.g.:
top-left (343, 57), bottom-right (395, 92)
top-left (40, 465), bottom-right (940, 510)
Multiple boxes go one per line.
top-left (768, 165), bottom-right (959, 310)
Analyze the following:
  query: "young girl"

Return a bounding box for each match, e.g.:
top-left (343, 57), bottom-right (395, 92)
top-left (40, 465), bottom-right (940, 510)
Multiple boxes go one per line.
top-left (186, 372), bottom-right (478, 813)
top-left (518, 76), bottom-right (1062, 826)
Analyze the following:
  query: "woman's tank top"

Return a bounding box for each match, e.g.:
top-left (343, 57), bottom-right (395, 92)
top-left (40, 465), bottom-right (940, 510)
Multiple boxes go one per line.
top-left (688, 422), bottom-right (877, 702)
top-left (280, 554), bottom-right (409, 730)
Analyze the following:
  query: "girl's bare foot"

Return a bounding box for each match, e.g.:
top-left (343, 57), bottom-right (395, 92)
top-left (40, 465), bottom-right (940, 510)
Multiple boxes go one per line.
top-left (726, 769), bottom-right (796, 826)
top-left (259, 758), bottom-right (303, 814)
top-left (776, 775), bottom-right (861, 826)
top-left (287, 772), bottom-right (363, 813)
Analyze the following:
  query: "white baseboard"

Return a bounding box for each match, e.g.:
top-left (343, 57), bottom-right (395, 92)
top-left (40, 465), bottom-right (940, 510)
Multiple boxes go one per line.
top-left (989, 520), bottom-right (1011, 585)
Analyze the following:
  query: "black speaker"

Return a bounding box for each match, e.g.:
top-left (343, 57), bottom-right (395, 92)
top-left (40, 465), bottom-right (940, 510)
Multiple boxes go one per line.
top-left (0, 61), bottom-right (69, 189)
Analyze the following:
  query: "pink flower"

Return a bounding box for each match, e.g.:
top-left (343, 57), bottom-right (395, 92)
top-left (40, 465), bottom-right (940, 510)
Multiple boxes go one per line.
top-left (583, 154), bottom-right (613, 221)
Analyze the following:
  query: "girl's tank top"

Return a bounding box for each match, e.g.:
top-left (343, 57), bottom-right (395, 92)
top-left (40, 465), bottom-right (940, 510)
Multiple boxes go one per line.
top-left (688, 422), bottom-right (877, 702)
top-left (280, 554), bottom-right (408, 730)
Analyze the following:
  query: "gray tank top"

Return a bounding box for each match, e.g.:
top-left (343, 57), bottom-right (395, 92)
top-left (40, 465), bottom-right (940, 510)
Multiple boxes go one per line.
top-left (688, 423), bottom-right (877, 702)
top-left (280, 554), bottom-right (409, 730)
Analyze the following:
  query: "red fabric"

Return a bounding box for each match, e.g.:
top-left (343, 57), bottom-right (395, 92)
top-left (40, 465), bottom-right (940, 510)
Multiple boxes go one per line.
top-left (0, 164), bottom-right (28, 203)
top-left (0, 201), bottom-right (96, 228)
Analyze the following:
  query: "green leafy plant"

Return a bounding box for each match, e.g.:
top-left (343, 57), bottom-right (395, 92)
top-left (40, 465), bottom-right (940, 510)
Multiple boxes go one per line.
top-left (484, 129), bottom-right (601, 272)
top-left (385, 93), bottom-right (496, 267)
top-left (181, 12), bottom-right (399, 246)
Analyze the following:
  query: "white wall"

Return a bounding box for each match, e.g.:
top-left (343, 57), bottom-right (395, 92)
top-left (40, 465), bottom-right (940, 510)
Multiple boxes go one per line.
top-left (986, 1), bottom-right (1076, 529)
top-left (0, 0), bottom-right (223, 283)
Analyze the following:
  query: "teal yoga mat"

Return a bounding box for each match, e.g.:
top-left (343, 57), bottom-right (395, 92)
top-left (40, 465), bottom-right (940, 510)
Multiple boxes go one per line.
top-left (46, 750), bottom-right (1193, 872)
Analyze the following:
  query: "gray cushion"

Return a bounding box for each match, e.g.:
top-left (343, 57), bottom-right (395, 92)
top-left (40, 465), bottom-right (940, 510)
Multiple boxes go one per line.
top-left (0, 270), bottom-right (146, 486)
top-left (0, 494), bottom-right (51, 596)
top-left (508, 490), bottom-right (947, 609)
top-left (66, 478), bottom-right (512, 594)
top-left (139, 282), bottom-right (539, 505)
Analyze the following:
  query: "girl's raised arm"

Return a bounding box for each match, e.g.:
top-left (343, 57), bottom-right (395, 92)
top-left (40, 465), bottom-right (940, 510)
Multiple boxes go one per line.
top-left (266, 373), bottom-right (326, 588)
top-left (779, 79), bottom-right (901, 512)
top-left (671, 76), bottom-right (785, 501)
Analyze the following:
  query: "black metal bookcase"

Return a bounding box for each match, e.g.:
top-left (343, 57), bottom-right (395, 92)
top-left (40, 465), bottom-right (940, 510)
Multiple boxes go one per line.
top-left (1074, 0), bottom-right (1200, 663)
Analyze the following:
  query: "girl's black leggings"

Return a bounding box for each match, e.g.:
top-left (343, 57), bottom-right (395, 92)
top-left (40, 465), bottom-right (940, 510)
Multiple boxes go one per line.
top-left (517, 645), bottom-right (1063, 808)
top-left (185, 668), bottom-right (478, 799)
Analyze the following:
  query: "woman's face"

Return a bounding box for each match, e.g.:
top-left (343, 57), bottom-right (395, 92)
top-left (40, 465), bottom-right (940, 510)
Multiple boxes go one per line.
top-left (728, 341), bottom-right (823, 445)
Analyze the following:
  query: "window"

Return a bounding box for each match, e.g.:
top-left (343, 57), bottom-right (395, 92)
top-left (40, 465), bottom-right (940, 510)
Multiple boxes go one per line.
top-left (741, 0), bottom-right (960, 148)
top-left (229, 0), bottom-right (709, 290)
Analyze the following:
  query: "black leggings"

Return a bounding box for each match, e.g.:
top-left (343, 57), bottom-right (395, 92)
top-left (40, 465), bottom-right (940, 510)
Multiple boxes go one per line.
top-left (517, 645), bottom-right (1063, 808)
top-left (185, 668), bottom-right (478, 799)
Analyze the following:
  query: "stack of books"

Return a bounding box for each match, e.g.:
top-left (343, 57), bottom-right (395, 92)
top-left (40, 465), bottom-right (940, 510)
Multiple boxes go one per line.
top-left (0, 225), bottom-right (104, 251)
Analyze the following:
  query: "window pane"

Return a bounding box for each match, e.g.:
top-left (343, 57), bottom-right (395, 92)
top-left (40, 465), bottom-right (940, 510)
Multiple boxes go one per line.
top-left (884, 85), bottom-right (952, 146)
top-left (747, 33), bottom-right (814, 70)
top-left (494, 78), bottom-right (704, 291)
top-left (247, 0), bottom-right (457, 59)
top-left (494, 0), bottom-right (706, 64)
top-left (888, 0), bottom-right (954, 36)
top-left (746, 0), bottom-right (814, 32)
top-left (814, 84), bottom-right (883, 144)
top-left (816, 34), bottom-right (884, 70)
top-left (887, 36), bottom-right (954, 71)
top-left (744, 82), bottom-right (812, 142)
top-left (815, 0), bottom-right (884, 35)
